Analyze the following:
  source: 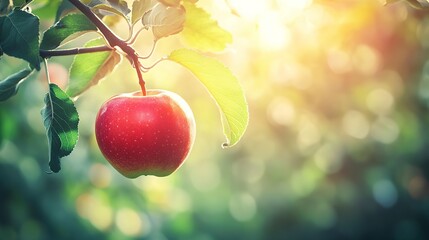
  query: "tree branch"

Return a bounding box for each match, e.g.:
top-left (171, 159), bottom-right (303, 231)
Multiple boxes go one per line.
top-left (66, 0), bottom-right (145, 95)
top-left (67, 0), bottom-right (136, 56)
top-left (40, 46), bottom-right (112, 58)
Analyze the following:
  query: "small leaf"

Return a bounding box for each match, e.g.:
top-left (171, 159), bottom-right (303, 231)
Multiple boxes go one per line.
top-left (0, 9), bottom-right (40, 70)
top-left (168, 49), bottom-right (248, 147)
top-left (181, 2), bottom-right (232, 52)
top-left (142, 3), bottom-right (186, 39)
top-left (67, 38), bottom-right (121, 97)
top-left (41, 84), bottom-right (79, 173)
top-left (0, 68), bottom-right (33, 101)
top-left (92, 4), bottom-right (129, 20)
top-left (88, 0), bottom-right (130, 16)
top-left (40, 14), bottom-right (97, 50)
top-left (131, 0), bottom-right (156, 25)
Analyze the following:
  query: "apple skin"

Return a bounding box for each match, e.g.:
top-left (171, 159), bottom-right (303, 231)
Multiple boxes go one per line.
top-left (95, 89), bottom-right (196, 178)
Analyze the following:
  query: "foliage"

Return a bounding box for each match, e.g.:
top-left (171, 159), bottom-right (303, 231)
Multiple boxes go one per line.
top-left (2, 0), bottom-right (429, 240)
top-left (41, 83), bottom-right (79, 173)
top-left (0, 0), bottom-right (248, 173)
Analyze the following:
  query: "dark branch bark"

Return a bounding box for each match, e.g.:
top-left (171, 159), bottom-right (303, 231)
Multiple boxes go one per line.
top-left (39, 46), bottom-right (112, 58)
top-left (67, 0), bottom-right (136, 56)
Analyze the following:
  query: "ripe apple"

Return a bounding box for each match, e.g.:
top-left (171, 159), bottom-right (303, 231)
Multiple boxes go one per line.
top-left (95, 89), bottom-right (196, 178)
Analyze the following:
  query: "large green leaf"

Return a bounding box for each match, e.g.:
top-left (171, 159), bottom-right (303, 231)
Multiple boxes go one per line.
top-left (0, 68), bottom-right (33, 101)
top-left (40, 14), bottom-right (97, 50)
top-left (181, 2), bottom-right (232, 52)
top-left (0, 9), bottom-right (40, 70)
top-left (168, 48), bottom-right (248, 147)
top-left (67, 38), bottom-right (121, 97)
top-left (41, 84), bottom-right (79, 173)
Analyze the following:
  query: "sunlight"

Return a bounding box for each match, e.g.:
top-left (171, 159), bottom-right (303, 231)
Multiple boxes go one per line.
top-left (228, 0), bottom-right (269, 19)
top-left (258, 12), bottom-right (291, 50)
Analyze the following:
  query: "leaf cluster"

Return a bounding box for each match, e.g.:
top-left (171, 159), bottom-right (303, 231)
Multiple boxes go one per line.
top-left (0, 0), bottom-right (248, 174)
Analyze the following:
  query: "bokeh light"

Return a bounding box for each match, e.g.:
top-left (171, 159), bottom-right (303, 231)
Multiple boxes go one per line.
top-left (2, 0), bottom-right (429, 239)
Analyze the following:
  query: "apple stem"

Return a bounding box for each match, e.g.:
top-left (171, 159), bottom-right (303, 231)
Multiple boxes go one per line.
top-left (133, 56), bottom-right (147, 96)
top-left (66, 0), bottom-right (150, 94)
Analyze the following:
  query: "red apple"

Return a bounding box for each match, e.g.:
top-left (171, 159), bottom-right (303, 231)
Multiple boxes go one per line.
top-left (95, 89), bottom-right (196, 178)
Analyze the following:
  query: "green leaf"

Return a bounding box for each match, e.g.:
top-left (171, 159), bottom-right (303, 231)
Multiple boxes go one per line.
top-left (168, 49), bottom-right (248, 147)
top-left (0, 10), bottom-right (40, 70)
top-left (41, 83), bottom-right (79, 173)
top-left (40, 14), bottom-right (97, 50)
top-left (31, 0), bottom-right (62, 20)
top-left (131, 0), bottom-right (156, 25)
top-left (0, 68), bottom-right (32, 101)
top-left (67, 38), bottom-right (121, 97)
top-left (55, 0), bottom-right (75, 22)
top-left (181, 2), bottom-right (232, 52)
top-left (12, 0), bottom-right (32, 8)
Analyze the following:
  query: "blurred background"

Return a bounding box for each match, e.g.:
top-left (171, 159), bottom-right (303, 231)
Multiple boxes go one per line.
top-left (2, 0), bottom-right (429, 239)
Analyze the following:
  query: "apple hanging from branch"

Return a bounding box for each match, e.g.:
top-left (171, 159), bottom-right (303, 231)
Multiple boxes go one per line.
top-left (0, 0), bottom-right (248, 178)
top-left (95, 90), bottom-right (196, 178)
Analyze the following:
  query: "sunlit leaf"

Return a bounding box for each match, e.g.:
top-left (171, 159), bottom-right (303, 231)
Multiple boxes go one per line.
top-left (0, 9), bottom-right (40, 70)
top-left (67, 38), bottom-right (121, 97)
top-left (88, 0), bottom-right (130, 16)
top-left (41, 84), bottom-right (79, 173)
top-left (181, 2), bottom-right (232, 52)
top-left (142, 3), bottom-right (185, 39)
top-left (0, 68), bottom-right (33, 101)
top-left (169, 49), bottom-right (248, 147)
top-left (92, 4), bottom-right (128, 20)
top-left (406, 0), bottom-right (429, 8)
top-left (40, 14), bottom-right (97, 50)
top-left (158, 0), bottom-right (180, 7)
top-left (32, 0), bottom-right (62, 20)
top-left (131, 0), bottom-right (156, 25)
